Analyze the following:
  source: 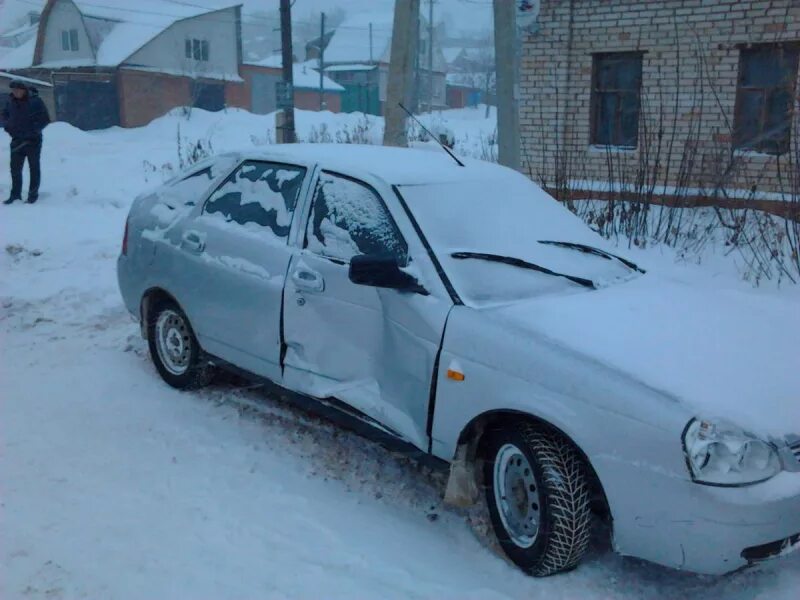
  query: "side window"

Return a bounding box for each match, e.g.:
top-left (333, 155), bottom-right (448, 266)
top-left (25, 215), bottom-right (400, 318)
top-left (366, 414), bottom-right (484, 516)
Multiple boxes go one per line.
top-left (203, 161), bottom-right (306, 240)
top-left (305, 172), bottom-right (408, 263)
top-left (165, 166), bottom-right (215, 205)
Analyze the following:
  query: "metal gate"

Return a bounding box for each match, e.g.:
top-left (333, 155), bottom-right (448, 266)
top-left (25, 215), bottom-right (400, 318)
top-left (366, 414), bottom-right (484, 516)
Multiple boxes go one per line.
top-left (192, 82), bottom-right (225, 112)
top-left (251, 72), bottom-right (279, 114)
top-left (54, 76), bottom-right (120, 131)
top-left (341, 83), bottom-right (380, 115)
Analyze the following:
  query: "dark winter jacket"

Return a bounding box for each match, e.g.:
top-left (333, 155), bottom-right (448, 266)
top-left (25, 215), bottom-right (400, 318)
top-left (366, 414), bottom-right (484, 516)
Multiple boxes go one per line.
top-left (1, 87), bottom-right (50, 142)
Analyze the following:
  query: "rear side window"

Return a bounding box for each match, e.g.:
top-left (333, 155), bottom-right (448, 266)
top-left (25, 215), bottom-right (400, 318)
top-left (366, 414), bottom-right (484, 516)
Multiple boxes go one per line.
top-left (305, 172), bottom-right (407, 263)
top-left (166, 166), bottom-right (216, 205)
top-left (203, 161), bottom-right (306, 240)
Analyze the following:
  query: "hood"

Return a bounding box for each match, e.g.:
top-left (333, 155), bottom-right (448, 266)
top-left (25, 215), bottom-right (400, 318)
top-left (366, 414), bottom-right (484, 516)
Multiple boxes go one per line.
top-left (488, 275), bottom-right (800, 440)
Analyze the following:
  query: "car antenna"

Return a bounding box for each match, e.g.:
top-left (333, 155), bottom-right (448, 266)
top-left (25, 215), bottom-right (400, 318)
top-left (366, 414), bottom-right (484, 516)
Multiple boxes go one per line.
top-left (399, 103), bottom-right (465, 167)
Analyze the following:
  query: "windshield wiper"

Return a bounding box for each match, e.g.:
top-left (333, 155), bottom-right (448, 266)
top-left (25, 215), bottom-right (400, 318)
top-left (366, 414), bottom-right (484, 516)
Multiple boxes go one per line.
top-left (537, 240), bottom-right (645, 273)
top-left (451, 252), bottom-right (596, 289)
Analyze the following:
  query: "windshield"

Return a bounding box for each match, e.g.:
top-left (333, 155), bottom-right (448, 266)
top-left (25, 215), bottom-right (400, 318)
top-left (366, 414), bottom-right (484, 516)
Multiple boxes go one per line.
top-left (397, 172), bottom-right (642, 306)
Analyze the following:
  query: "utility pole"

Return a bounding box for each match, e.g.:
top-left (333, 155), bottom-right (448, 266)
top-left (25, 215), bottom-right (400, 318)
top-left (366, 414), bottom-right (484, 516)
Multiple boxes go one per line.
top-left (278, 0), bottom-right (296, 143)
top-left (384, 0), bottom-right (420, 147)
top-left (493, 0), bottom-right (520, 169)
top-left (319, 12), bottom-right (326, 111)
top-left (412, 8), bottom-right (420, 113)
top-left (428, 0), bottom-right (434, 112)
top-left (369, 22), bottom-right (373, 63)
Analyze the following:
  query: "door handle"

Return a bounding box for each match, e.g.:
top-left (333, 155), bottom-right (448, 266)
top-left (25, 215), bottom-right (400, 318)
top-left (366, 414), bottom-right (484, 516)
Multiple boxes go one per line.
top-left (292, 268), bottom-right (325, 293)
top-left (181, 230), bottom-right (205, 253)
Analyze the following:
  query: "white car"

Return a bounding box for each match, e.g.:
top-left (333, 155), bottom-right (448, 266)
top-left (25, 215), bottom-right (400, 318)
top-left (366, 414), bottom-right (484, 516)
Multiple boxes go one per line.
top-left (117, 144), bottom-right (800, 576)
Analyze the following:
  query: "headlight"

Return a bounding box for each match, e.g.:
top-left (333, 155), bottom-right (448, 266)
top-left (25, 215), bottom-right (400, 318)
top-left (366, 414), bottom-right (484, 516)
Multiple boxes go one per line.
top-left (682, 418), bottom-right (781, 486)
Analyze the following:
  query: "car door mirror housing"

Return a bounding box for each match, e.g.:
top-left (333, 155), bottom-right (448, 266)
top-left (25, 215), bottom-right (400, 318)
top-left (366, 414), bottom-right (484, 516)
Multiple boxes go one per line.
top-left (349, 255), bottom-right (428, 295)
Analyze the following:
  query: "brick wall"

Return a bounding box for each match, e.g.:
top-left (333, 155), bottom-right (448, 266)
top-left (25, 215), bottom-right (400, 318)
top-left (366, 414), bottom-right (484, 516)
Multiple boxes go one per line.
top-left (294, 89), bottom-right (342, 112)
top-left (520, 0), bottom-right (800, 202)
top-left (225, 80), bottom-right (249, 110)
top-left (117, 70), bottom-right (190, 128)
top-left (241, 64), bottom-right (343, 114)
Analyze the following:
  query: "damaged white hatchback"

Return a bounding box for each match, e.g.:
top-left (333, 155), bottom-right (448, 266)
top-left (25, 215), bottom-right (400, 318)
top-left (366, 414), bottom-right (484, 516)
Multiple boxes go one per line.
top-left (118, 144), bottom-right (800, 577)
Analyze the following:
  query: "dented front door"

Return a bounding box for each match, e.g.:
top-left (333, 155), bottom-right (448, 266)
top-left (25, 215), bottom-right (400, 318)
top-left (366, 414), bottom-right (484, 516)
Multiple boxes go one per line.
top-left (282, 171), bottom-right (451, 450)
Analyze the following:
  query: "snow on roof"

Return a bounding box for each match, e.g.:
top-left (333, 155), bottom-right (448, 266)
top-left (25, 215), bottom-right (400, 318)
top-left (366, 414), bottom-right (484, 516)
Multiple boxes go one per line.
top-left (323, 16), bottom-right (392, 64)
top-left (0, 22), bottom-right (38, 40)
top-left (238, 143), bottom-right (501, 185)
top-left (443, 47), bottom-right (464, 64)
top-left (323, 63), bottom-right (376, 73)
top-left (0, 70), bottom-right (53, 87)
top-left (244, 56), bottom-right (344, 92)
top-left (446, 71), bottom-right (494, 89)
top-left (247, 54), bottom-right (282, 68)
top-left (0, 36), bottom-right (36, 69)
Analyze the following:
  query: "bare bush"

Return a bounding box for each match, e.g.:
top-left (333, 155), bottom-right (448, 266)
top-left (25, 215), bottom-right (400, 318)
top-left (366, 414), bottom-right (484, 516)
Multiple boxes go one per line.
top-left (176, 124), bottom-right (214, 171)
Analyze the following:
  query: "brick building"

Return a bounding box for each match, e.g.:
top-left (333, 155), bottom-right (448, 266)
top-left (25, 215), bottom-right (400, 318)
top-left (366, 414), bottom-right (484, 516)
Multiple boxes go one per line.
top-left (520, 0), bottom-right (800, 208)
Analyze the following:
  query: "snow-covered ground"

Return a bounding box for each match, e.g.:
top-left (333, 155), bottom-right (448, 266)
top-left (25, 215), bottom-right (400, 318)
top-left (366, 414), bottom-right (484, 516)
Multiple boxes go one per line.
top-left (1, 108), bottom-right (798, 599)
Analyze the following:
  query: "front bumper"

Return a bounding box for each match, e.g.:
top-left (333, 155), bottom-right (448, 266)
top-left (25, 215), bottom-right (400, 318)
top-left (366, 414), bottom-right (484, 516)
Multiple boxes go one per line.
top-left (600, 457), bottom-right (800, 574)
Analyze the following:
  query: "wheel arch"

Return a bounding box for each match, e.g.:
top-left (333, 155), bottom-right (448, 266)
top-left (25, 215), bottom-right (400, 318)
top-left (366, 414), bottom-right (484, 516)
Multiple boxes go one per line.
top-left (140, 287), bottom-right (184, 340)
top-left (447, 409), bottom-right (611, 521)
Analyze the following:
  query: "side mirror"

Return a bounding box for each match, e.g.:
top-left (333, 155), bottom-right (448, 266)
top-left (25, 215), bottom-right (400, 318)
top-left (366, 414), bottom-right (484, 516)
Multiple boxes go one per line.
top-left (349, 255), bottom-right (428, 295)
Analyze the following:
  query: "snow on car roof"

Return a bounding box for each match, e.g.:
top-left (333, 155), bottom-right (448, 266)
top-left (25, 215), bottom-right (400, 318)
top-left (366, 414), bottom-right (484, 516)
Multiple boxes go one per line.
top-left (239, 144), bottom-right (505, 185)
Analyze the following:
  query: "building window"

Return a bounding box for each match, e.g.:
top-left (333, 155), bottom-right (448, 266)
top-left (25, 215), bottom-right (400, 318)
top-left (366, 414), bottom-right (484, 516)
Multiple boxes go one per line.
top-left (185, 38), bottom-right (210, 62)
top-left (734, 43), bottom-right (800, 155)
top-left (591, 52), bottom-right (643, 148)
top-left (61, 28), bottom-right (79, 52)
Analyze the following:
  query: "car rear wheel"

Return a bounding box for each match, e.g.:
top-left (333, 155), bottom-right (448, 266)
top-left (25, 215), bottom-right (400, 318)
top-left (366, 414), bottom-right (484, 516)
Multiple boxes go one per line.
top-left (482, 423), bottom-right (592, 576)
top-left (147, 301), bottom-right (213, 390)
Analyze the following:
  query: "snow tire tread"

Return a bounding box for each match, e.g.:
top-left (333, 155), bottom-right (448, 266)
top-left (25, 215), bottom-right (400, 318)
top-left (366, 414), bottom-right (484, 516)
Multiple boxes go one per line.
top-left (519, 424), bottom-right (593, 576)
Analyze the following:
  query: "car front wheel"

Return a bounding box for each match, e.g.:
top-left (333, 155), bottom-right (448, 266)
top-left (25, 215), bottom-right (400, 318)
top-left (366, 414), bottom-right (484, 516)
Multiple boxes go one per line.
top-left (482, 423), bottom-right (593, 576)
top-left (147, 301), bottom-right (213, 390)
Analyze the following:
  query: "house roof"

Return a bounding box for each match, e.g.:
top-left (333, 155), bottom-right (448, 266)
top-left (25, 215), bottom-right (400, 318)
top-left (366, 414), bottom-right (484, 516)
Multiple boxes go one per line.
top-left (323, 15), bottom-right (393, 65)
top-left (325, 16), bottom-right (447, 73)
top-left (37, 0), bottom-right (241, 68)
top-left (244, 56), bottom-right (344, 92)
top-left (0, 70), bottom-right (53, 87)
top-left (443, 47), bottom-right (464, 64)
top-left (0, 22), bottom-right (39, 41)
top-left (0, 36), bottom-right (36, 70)
top-left (446, 71), bottom-right (494, 89)
top-left (323, 63), bottom-right (376, 73)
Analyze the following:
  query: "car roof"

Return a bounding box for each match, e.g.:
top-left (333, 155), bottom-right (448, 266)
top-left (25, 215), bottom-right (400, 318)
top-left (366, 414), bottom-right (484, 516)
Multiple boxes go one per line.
top-left (230, 143), bottom-right (507, 185)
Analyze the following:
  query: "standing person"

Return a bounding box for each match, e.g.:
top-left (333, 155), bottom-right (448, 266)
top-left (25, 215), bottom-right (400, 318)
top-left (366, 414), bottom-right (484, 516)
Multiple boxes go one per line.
top-left (2, 80), bottom-right (50, 205)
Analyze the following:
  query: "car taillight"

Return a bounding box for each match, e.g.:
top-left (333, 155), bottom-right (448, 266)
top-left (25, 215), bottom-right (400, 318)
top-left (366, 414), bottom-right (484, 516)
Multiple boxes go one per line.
top-left (122, 219), bottom-right (129, 256)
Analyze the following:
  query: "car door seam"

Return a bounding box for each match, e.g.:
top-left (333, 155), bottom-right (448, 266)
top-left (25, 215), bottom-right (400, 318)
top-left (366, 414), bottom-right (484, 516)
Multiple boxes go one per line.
top-left (426, 305), bottom-right (455, 454)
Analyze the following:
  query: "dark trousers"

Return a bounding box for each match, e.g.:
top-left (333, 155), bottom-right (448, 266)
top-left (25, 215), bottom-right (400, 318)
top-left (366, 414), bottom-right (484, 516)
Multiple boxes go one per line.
top-left (10, 138), bottom-right (42, 199)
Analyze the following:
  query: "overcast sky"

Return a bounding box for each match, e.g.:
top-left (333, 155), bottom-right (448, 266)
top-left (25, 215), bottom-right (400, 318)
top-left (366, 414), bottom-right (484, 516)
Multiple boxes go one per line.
top-left (289, 0), bottom-right (493, 34)
top-left (1, 0), bottom-right (494, 35)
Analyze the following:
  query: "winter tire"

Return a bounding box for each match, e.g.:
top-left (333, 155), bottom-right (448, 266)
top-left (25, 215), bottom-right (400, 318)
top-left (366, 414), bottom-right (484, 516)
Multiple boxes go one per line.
top-left (482, 423), bottom-right (592, 576)
top-left (147, 300), bottom-right (213, 390)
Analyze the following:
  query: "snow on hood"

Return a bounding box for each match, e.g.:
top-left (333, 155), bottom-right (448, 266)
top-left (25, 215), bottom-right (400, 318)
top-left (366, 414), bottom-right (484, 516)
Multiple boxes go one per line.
top-left (490, 275), bottom-right (800, 440)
